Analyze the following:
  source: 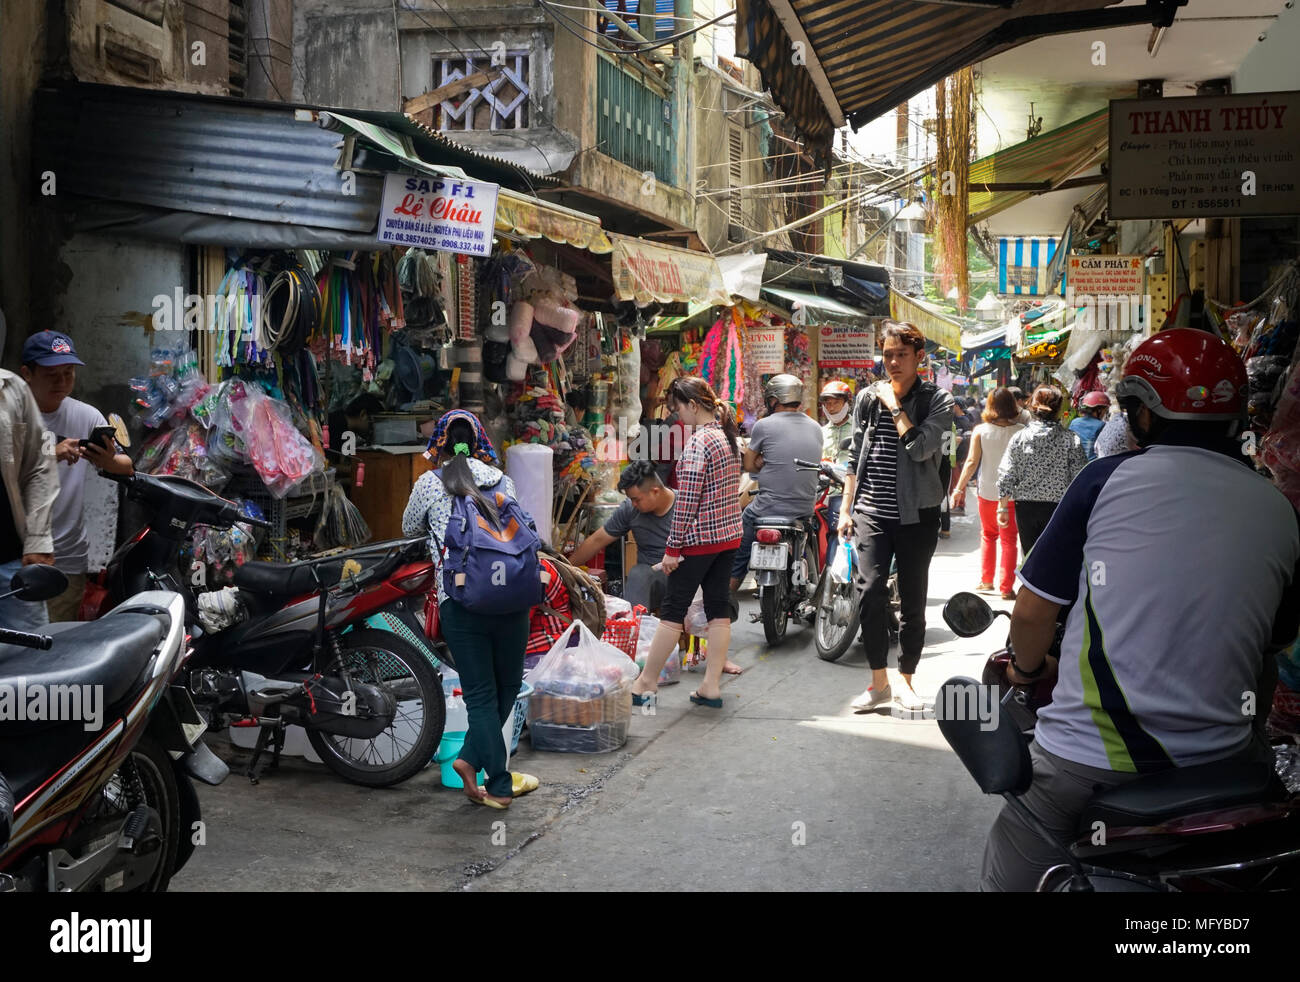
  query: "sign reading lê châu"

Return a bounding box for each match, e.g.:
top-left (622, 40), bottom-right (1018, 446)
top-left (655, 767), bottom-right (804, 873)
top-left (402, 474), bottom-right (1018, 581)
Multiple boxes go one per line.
top-left (1108, 91), bottom-right (1300, 220)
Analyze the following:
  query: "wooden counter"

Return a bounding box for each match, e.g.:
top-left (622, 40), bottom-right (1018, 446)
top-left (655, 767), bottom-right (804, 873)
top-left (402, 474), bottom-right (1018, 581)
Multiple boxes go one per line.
top-left (347, 447), bottom-right (436, 542)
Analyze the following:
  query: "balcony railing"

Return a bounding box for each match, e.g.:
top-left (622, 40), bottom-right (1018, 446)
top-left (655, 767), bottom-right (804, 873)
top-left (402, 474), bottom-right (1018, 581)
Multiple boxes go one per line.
top-left (596, 55), bottom-right (676, 187)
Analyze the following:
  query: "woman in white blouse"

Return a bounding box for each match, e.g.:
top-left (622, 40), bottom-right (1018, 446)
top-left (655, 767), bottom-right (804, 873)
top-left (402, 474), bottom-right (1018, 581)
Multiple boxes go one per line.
top-left (952, 388), bottom-right (1025, 599)
top-left (996, 385), bottom-right (1088, 557)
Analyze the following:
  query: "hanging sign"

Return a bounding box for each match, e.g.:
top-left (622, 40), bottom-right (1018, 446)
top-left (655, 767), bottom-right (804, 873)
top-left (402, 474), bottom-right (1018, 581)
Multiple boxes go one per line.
top-left (747, 328), bottom-right (784, 373)
top-left (377, 173), bottom-right (500, 256)
top-left (610, 234), bottom-right (732, 306)
top-left (818, 324), bottom-right (876, 368)
top-left (1066, 256), bottom-right (1144, 297)
top-left (1109, 91), bottom-right (1300, 219)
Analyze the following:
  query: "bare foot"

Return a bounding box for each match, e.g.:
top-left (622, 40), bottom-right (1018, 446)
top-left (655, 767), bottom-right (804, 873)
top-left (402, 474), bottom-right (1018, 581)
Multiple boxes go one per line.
top-left (723, 660), bottom-right (743, 675)
top-left (482, 793), bottom-right (512, 809)
top-left (452, 759), bottom-right (485, 802)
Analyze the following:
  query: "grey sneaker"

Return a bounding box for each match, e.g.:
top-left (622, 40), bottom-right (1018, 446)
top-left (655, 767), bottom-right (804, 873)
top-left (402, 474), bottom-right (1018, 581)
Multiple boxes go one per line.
top-left (851, 684), bottom-right (893, 711)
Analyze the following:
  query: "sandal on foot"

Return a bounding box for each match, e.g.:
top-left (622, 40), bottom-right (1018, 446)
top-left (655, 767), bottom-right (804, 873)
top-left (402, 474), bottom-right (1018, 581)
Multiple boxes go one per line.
top-left (473, 795), bottom-right (510, 810)
top-left (689, 691), bottom-right (723, 709)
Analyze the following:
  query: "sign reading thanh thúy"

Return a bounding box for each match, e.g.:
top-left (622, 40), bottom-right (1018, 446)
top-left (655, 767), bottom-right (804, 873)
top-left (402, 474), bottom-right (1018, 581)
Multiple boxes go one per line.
top-left (1109, 91), bottom-right (1300, 219)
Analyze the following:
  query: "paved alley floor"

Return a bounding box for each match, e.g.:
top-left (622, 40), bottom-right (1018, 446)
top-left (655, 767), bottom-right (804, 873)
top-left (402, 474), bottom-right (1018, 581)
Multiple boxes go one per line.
top-left (176, 505), bottom-right (1008, 892)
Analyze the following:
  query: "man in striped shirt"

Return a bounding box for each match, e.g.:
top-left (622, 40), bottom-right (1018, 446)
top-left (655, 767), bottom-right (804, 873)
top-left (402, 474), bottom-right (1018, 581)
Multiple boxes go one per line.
top-left (839, 323), bottom-right (954, 712)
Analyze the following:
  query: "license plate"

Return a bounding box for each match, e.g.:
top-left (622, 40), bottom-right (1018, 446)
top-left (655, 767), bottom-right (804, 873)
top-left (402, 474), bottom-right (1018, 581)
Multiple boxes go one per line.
top-left (750, 542), bottom-right (789, 570)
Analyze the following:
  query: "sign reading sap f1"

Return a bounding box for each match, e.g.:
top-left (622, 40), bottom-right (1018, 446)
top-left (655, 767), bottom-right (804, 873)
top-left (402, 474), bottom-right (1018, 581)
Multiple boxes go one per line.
top-left (378, 173), bottom-right (500, 256)
top-left (1109, 91), bottom-right (1300, 219)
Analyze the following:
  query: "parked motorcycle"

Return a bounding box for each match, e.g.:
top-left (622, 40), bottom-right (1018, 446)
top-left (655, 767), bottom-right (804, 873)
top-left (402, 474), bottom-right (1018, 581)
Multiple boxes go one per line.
top-left (0, 565), bottom-right (226, 892)
top-left (807, 460), bottom-right (899, 662)
top-left (101, 472), bottom-right (446, 788)
top-left (938, 590), bottom-right (1300, 892)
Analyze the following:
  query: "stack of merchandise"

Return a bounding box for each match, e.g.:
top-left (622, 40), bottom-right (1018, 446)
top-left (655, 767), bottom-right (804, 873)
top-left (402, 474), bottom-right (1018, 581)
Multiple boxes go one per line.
top-left (526, 622), bottom-right (636, 753)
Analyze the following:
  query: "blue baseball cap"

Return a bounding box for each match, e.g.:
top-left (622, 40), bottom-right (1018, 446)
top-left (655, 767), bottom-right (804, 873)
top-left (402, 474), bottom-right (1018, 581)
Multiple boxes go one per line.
top-left (22, 331), bottom-right (84, 367)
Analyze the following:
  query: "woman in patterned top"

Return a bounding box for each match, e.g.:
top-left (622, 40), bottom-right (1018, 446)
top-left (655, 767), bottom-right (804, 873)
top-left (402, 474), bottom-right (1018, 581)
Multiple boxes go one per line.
top-left (996, 386), bottom-right (1088, 557)
top-left (631, 376), bottom-right (743, 710)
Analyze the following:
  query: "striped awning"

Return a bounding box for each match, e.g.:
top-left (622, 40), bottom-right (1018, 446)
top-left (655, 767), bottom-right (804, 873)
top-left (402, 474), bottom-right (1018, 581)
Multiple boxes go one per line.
top-left (735, 0), bottom-right (1155, 154)
top-left (969, 109), bottom-right (1109, 227)
top-left (998, 237), bottom-right (1063, 297)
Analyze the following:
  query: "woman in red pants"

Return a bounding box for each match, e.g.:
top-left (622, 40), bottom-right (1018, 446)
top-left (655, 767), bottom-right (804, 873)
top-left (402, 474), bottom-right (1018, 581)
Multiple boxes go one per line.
top-left (951, 388), bottom-right (1024, 599)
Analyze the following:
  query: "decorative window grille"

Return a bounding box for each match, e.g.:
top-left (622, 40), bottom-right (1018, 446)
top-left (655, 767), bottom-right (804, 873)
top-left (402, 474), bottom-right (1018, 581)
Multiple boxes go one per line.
top-left (435, 53), bottom-right (530, 131)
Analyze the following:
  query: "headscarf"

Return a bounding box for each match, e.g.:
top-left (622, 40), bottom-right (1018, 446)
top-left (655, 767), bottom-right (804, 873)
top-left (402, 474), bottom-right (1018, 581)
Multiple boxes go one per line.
top-left (425, 409), bottom-right (499, 466)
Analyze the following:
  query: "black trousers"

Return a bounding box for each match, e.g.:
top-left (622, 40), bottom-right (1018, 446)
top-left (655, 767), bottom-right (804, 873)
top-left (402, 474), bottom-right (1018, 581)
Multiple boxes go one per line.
top-left (937, 458), bottom-right (952, 532)
top-left (853, 507), bottom-right (940, 674)
top-left (1014, 500), bottom-right (1058, 556)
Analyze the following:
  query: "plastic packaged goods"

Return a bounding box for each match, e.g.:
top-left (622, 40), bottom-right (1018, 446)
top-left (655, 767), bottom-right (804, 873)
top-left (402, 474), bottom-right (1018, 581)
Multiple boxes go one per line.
top-left (632, 614), bottom-right (679, 685)
top-left (684, 588), bottom-right (709, 637)
top-left (506, 442), bottom-right (554, 544)
top-left (526, 621), bottom-right (636, 752)
top-left (208, 379), bottom-right (324, 498)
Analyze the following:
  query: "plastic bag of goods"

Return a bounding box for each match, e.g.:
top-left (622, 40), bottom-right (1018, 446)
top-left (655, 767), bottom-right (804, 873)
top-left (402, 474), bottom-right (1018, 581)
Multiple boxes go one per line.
top-left (828, 536), bottom-right (854, 584)
top-left (526, 621), bottom-right (637, 753)
top-left (632, 614), bottom-right (679, 686)
top-left (684, 588), bottom-right (709, 637)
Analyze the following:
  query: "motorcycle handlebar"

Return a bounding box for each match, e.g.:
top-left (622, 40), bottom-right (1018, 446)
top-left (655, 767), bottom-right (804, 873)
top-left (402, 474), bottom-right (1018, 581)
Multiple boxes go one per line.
top-left (0, 628), bottom-right (53, 650)
top-left (794, 458), bottom-right (846, 485)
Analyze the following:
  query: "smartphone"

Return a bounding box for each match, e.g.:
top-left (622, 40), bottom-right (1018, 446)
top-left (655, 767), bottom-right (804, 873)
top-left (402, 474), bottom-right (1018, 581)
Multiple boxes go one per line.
top-left (79, 425), bottom-right (117, 451)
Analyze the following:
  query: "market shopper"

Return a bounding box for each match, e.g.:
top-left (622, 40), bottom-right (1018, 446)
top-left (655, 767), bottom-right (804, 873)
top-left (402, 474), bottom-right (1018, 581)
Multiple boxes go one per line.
top-left (729, 374), bottom-right (824, 595)
top-left (632, 376), bottom-right (743, 710)
top-left (1008, 387), bottom-right (1031, 425)
top-left (820, 380), bottom-right (855, 467)
top-left (0, 365), bottom-right (59, 631)
top-left (996, 386), bottom-right (1087, 557)
top-left (1094, 402), bottom-right (1136, 457)
top-left (18, 332), bottom-right (134, 622)
top-left (982, 329), bottom-right (1300, 891)
top-left (952, 388), bottom-right (1024, 599)
top-left (402, 410), bottom-right (538, 808)
top-left (1069, 391), bottom-right (1110, 460)
top-left (839, 322), bottom-right (954, 712)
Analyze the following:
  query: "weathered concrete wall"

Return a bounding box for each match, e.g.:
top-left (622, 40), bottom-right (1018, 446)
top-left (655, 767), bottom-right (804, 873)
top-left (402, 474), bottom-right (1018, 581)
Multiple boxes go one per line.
top-left (299, 3), bottom-right (400, 110)
top-left (247, 0), bottom-right (294, 101)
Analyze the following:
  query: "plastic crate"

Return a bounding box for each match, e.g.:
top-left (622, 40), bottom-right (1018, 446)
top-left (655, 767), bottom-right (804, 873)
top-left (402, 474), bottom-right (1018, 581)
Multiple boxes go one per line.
top-left (602, 605), bottom-right (646, 661)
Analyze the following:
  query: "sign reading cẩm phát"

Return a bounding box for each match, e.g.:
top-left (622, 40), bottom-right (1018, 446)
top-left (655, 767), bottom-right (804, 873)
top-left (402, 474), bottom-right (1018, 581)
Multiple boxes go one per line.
top-left (377, 173), bottom-right (500, 256)
top-left (1109, 91), bottom-right (1300, 219)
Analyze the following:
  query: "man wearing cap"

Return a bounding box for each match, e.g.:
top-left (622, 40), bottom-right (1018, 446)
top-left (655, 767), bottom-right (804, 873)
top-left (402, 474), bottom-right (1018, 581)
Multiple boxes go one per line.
top-left (0, 360), bottom-right (59, 630)
top-left (1069, 391), bottom-right (1110, 461)
top-left (20, 331), bottom-right (133, 621)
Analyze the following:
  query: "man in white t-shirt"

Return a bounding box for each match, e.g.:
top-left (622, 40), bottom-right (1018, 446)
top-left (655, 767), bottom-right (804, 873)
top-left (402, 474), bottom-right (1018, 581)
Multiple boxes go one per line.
top-left (981, 330), bottom-right (1300, 891)
top-left (19, 331), bottom-right (133, 621)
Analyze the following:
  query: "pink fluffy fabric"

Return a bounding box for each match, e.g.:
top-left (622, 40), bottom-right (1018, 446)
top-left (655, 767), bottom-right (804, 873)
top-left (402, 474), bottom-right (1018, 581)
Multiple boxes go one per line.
top-left (509, 301), bottom-right (535, 345)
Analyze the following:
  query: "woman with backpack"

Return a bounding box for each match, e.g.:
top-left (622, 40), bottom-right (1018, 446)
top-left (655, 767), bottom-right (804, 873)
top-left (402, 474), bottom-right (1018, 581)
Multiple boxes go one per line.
top-left (403, 410), bottom-right (540, 809)
top-left (631, 376), bottom-right (744, 710)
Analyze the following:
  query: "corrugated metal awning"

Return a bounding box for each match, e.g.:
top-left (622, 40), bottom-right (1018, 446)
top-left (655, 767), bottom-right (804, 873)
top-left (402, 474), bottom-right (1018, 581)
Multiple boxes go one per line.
top-left (970, 110), bottom-right (1108, 227)
top-left (762, 285), bottom-right (869, 321)
top-left (736, 0), bottom-right (1181, 155)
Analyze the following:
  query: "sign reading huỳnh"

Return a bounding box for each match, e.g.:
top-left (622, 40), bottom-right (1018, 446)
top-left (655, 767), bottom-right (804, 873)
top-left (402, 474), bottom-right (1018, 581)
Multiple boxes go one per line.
top-left (818, 325), bottom-right (875, 368)
top-left (747, 328), bottom-right (784, 374)
top-left (1109, 91), bottom-right (1300, 219)
top-left (378, 173), bottom-right (500, 256)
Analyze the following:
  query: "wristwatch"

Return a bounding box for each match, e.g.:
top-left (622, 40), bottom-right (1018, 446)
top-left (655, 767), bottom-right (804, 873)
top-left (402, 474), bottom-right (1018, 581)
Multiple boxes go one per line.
top-left (889, 405), bottom-right (904, 419)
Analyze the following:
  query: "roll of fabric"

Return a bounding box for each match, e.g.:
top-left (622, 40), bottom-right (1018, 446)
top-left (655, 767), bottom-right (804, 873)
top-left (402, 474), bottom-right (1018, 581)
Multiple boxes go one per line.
top-left (507, 443), bottom-right (554, 544)
top-left (508, 300), bottom-right (535, 345)
top-left (533, 296), bottom-right (580, 333)
top-left (515, 332), bottom-right (540, 365)
top-left (506, 351), bottom-right (528, 381)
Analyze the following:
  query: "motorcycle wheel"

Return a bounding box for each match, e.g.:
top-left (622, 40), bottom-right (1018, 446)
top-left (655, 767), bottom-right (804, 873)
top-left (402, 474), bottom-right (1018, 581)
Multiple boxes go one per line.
top-left (307, 628), bottom-right (446, 788)
top-left (814, 574), bottom-right (860, 662)
top-left (760, 581), bottom-right (788, 644)
top-left (72, 735), bottom-right (180, 892)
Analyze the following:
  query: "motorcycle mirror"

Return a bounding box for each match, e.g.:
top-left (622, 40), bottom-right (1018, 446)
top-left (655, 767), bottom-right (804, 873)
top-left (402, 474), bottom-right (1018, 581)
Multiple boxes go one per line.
top-left (942, 592), bottom-right (997, 637)
top-left (4, 564), bottom-right (68, 602)
top-left (934, 676), bottom-right (1034, 795)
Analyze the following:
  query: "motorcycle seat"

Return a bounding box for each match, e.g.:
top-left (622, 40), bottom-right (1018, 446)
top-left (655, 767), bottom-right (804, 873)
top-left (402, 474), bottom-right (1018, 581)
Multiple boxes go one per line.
top-left (234, 558), bottom-right (347, 596)
top-left (1077, 758), bottom-right (1283, 833)
top-left (754, 515), bottom-right (814, 529)
top-left (0, 613), bottom-right (166, 733)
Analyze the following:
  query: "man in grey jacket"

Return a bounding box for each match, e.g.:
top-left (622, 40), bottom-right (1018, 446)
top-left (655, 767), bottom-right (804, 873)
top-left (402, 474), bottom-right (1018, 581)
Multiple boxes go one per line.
top-left (838, 322), bottom-right (954, 711)
top-left (0, 367), bottom-right (60, 629)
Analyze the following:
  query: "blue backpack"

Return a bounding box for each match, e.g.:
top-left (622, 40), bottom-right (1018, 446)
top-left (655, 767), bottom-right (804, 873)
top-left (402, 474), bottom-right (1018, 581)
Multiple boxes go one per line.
top-left (439, 474), bottom-right (544, 614)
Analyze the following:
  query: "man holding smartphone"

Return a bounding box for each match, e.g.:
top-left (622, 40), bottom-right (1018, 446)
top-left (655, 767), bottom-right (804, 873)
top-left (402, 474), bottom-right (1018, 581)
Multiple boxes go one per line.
top-left (19, 332), bottom-right (133, 621)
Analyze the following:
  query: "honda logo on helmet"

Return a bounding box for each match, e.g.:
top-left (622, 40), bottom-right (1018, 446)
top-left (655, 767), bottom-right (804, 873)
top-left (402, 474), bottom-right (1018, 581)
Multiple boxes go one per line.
top-left (1211, 379), bottom-right (1237, 404)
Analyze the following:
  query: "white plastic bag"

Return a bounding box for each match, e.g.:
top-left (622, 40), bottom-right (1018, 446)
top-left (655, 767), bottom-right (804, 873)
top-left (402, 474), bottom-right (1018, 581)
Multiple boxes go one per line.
top-left (684, 588), bottom-right (709, 637)
top-left (828, 537), bottom-right (853, 584)
top-left (632, 614), bottom-right (680, 686)
top-left (604, 594), bottom-right (633, 620)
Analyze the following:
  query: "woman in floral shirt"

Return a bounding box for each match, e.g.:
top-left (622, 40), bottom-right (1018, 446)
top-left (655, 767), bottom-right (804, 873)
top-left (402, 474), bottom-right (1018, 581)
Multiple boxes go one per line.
top-left (631, 376), bottom-right (742, 710)
top-left (996, 386), bottom-right (1088, 556)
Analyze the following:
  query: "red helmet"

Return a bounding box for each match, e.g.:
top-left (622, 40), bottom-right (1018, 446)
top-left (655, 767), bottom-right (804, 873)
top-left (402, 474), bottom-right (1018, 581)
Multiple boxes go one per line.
top-left (1079, 391), bottom-right (1110, 409)
top-left (1116, 328), bottom-right (1246, 421)
top-left (819, 380), bottom-right (853, 401)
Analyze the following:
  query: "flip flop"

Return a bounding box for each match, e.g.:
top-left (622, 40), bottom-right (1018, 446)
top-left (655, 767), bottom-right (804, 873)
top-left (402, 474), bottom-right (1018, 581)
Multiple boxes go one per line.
top-left (511, 772), bottom-right (539, 796)
top-left (689, 691), bottom-right (723, 709)
top-left (472, 795), bottom-right (510, 810)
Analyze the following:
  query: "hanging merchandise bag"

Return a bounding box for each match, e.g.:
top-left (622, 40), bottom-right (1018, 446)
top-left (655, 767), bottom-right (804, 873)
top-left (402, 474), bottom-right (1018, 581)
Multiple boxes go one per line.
top-left (526, 620), bottom-right (637, 753)
top-left (438, 475), bottom-right (544, 615)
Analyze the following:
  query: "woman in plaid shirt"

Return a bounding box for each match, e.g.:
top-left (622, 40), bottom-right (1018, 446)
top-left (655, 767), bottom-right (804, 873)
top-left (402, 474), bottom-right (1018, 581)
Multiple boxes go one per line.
top-left (631, 377), bottom-right (743, 710)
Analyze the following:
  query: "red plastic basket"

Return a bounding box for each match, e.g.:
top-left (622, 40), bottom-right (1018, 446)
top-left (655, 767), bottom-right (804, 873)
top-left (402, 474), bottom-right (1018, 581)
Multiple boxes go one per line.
top-left (602, 604), bottom-right (647, 660)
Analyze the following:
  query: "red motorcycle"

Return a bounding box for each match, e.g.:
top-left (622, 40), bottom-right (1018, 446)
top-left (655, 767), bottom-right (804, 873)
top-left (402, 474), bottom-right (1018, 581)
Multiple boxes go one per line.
top-left (1, 565), bottom-right (224, 892)
top-left (101, 472), bottom-right (446, 787)
top-left (939, 591), bottom-right (1300, 892)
